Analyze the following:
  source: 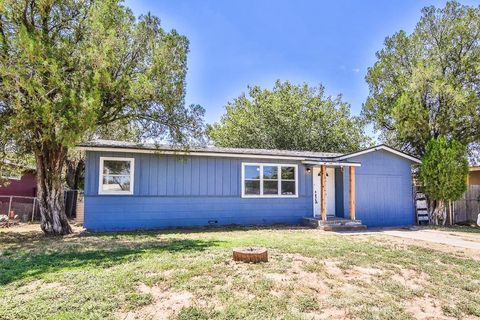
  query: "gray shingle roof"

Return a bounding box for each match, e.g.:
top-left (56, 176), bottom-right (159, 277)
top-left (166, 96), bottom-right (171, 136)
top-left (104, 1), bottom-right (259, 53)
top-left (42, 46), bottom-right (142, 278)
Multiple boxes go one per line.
top-left (79, 139), bottom-right (343, 159)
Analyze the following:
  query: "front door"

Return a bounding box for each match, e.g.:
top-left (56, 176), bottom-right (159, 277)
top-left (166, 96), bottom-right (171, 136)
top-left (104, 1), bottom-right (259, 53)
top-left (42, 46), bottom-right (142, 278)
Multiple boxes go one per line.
top-left (312, 167), bottom-right (336, 217)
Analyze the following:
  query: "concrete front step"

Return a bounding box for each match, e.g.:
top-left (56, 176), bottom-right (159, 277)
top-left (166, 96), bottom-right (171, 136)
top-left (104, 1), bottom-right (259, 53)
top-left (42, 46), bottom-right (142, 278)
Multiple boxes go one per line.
top-left (319, 224), bottom-right (367, 231)
top-left (318, 219), bottom-right (363, 226)
top-left (302, 217), bottom-right (367, 231)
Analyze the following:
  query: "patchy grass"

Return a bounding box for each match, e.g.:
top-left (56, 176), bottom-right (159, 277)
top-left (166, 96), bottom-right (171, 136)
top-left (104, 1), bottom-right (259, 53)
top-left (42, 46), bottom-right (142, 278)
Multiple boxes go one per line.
top-left (0, 225), bottom-right (479, 319)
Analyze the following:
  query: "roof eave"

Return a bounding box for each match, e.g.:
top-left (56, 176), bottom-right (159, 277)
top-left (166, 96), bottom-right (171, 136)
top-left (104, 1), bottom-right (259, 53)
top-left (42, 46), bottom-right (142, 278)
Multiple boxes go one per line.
top-left (302, 160), bottom-right (362, 167)
top-left (76, 142), bottom-right (342, 161)
top-left (334, 144), bottom-right (421, 164)
top-left (77, 145), bottom-right (321, 161)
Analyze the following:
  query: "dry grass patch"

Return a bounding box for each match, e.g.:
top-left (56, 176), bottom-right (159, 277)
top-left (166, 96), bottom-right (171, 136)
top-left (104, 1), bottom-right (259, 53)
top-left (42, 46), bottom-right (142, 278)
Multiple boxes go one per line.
top-left (0, 224), bottom-right (479, 319)
top-left (405, 296), bottom-right (455, 320)
top-left (390, 268), bottom-right (430, 291)
top-left (118, 283), bottom-right (193, 320)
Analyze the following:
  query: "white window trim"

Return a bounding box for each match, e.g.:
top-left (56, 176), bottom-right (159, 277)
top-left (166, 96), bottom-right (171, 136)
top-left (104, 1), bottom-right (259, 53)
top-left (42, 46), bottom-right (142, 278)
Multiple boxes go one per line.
top-left (98, 157), bottom-right (135, 195)
top-left (241, 163), bottom-right (299, 198)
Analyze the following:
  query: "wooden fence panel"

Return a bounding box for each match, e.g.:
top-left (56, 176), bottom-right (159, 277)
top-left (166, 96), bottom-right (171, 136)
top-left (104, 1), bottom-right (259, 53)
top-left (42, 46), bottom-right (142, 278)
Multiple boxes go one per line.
top-left (454, 185), bottom-right (480, 223)
top-left (76, 193), bottom-right (84, 225)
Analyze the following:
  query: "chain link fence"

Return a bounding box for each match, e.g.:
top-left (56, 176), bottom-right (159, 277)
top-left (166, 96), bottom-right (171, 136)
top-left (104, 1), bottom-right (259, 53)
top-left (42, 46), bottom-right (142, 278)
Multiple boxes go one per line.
top-left (0, 196), bottom-right (37, 222)
top-left (0, 190), bottom-right (80, 225)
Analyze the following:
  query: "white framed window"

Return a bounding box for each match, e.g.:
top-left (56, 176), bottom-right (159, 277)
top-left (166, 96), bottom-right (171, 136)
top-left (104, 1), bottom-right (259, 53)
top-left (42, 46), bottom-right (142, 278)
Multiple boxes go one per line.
top-left (241, 163), bottom-right (298, 198)
top-left (99, 157), bottom-right (135, 195)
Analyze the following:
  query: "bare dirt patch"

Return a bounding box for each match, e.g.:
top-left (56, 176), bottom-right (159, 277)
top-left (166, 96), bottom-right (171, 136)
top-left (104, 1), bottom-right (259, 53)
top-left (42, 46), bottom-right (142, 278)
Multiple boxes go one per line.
top-left (18, 280), bottom-right (66, 295)
top-left (274, 254), bottom-right (330, 294)
top-left (282, 257), bottom-right (354, 320)
top-left (346, 266), bottom-right (383, 283)
top-left (324, 260), bottom-right (384, 284)
top-left (323, 260), bottom-right (343, 277)
top-left (405, 296), bottom-right (455, 320)
top-left (117, 283), bottom-right (193, 320)
top-left (264, 273), bottom-right (289, 282)
top-left (391, 268), bottom-right (429, 291)
top-left (302, 308), bottom-right (350, 320)
top-left (18, 279), bottom-right (43, 292)
top-left (297, 270), bottom-right (330, 294)
top-left (143, 269), bottom-right (181, 283)
top-left (218, 253), bottom-right (334, 312)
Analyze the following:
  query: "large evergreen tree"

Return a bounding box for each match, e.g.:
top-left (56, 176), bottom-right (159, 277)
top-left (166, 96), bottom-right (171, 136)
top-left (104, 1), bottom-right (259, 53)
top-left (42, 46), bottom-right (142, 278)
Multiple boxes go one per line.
top-left (363, 1), bottom-right (480, 157)
top-left (0, 0), bottom-right (204, 235)
top-left (420, 137), bottom-right (469, 224)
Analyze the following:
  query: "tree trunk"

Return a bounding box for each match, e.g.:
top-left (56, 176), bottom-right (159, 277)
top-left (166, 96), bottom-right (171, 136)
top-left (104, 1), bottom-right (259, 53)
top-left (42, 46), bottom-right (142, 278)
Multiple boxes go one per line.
top-left (429, 199), bottom-right (446, 225)
top-left (36, 144), bottom-right (72, 235)
top-left (429, 199), bottom-right (437, 225)
top-left (65, 157), bottom-right (84, 190)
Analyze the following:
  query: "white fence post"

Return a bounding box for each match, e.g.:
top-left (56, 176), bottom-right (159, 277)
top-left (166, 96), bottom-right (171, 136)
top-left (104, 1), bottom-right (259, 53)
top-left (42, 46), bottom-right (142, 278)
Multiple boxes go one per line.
top-left (7, 196), bottom-right (12, 227)
top-left (31, 198), bottom-right (36, 222)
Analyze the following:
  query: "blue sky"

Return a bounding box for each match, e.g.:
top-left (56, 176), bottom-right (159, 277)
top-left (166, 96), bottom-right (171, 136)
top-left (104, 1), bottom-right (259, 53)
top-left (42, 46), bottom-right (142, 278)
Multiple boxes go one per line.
top-left (124, 0), bottom-right (479, 127)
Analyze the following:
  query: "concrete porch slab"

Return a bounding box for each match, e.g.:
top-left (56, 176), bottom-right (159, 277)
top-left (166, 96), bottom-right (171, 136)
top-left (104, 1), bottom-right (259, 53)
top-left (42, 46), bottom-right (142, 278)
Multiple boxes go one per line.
top-left (302, 217), bottom-right (367, 231)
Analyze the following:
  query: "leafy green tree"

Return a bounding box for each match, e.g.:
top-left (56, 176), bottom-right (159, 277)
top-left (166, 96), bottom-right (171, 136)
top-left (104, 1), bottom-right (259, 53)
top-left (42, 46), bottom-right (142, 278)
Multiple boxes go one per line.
top-left (363, 1), bottom-right (480, 157)
top-left (0, 0), bottom-right (205, 235)
top-left (209, 81), bottom-right (371, 153)
top-left (420, 136), bottom-right (468, 225)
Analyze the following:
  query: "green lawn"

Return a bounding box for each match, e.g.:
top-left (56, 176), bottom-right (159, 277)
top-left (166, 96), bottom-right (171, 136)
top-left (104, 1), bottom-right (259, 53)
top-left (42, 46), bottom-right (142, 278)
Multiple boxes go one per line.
top-left (0, 225), bottom-right (479, 320)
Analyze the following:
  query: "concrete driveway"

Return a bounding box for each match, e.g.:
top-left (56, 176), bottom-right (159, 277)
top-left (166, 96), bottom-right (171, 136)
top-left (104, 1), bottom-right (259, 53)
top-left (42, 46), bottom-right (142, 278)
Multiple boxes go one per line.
top-left (340, 228), bottom-right (480, 251)
top-left (382, 229), bottom-right (480, 251)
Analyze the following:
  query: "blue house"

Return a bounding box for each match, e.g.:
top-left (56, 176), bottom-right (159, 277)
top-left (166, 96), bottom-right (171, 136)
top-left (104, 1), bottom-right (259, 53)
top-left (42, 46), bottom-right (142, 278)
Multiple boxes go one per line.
top-left (79, 140), bottom-right (420, 232)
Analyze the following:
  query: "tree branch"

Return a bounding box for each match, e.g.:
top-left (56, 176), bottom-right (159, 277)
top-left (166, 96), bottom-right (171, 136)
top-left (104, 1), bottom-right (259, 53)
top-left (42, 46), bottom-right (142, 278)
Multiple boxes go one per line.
top-left (22, 0), bottom-right (33, 32)
top-left (0, 15), bottom-right (9, 55)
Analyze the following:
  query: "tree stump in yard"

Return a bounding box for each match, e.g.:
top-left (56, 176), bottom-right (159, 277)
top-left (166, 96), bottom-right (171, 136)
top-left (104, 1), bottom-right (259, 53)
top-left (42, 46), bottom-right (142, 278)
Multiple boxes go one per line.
top-left (233, 247), bottom-right (268, 263)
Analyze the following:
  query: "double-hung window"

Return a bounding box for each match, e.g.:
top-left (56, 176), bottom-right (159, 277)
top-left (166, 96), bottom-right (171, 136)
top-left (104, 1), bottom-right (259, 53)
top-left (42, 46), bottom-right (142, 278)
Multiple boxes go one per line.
top-left (99, 157), bottom-right (134, 195)
top-left (242, 163), bottom-right (298, 198)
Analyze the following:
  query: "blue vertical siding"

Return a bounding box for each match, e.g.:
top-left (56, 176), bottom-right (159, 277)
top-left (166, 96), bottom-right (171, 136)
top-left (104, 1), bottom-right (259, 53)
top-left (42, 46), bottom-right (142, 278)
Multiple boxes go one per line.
top-left (83, 148), bottom-right (415, 231)
top-left (342, 150), bottom-right (415, 227)
top-left (84, 151), bottom-right (313, 231)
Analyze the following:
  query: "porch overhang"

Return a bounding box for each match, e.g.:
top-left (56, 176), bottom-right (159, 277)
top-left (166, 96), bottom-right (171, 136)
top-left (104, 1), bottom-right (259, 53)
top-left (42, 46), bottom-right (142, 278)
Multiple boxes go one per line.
top-left (301, 161), bottom-right (361, 167)
top-left (305, 160), bottom-right (358, 223)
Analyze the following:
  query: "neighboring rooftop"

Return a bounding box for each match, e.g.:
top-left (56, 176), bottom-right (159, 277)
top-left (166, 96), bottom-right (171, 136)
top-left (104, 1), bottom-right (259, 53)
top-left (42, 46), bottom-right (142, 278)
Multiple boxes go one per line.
top-left (1, 159), bottom-right (36, 171)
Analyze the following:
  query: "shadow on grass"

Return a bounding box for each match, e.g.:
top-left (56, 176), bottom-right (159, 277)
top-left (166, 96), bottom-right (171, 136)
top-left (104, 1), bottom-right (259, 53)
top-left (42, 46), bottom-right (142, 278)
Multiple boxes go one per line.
top-left (0, 237), bottom-right (222, 286)
top-left (0, 223), bottom-right (311, 286)
top-left (0, 224), bottom-right (309, 243)
top-left (87, 223), bottom-right (311, 236)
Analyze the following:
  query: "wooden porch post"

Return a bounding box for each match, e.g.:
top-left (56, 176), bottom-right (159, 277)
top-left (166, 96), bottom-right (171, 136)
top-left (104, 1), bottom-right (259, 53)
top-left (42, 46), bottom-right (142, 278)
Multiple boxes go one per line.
top-left (321, 165), bottom-right (327, 222)
top-left (349, 166), bottom-right (356, 220)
